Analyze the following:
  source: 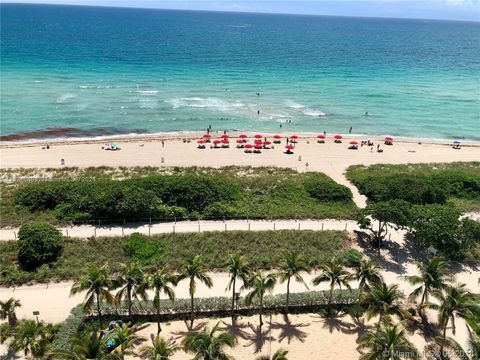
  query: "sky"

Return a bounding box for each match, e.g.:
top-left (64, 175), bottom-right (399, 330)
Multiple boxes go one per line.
top-left (2, 0), bottom-right (479, 21)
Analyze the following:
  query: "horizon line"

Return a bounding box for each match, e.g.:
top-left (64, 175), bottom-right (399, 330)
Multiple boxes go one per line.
top-left (2, 2), bottom-right (479, 23)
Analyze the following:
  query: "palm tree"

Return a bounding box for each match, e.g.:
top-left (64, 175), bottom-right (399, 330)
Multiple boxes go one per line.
top-left (182, 322), bottom-right (236, 360)
top-left (177, 255), bottom-right (213, 328)
top-left (70, 264), bottom-right (115, 325)
top-left (277, 252), bottom-right (309, 313)
top-left (8, 319), bottom-right (50, 357)
top-left (139, 334), bottom-right (179, 360)
top-left (47, 331), bottom-right (105, 359)
top-left (114, 262), bottom-right (148, 319)
top-left (354, 259), bottom-right (383, 299)
top-left (404, 257), bottom-right (453, 309)
top-left (225, 253), bottom-right (249, 320)
top-left (147, 269), bottom-right (176, 334)
top-left (433, 327), bottom-right (480, 360)
top-left (244, 271), bottom-right (277, 326)
top-left (428, 284), bottom-right (480, 346)
top-left (256, 348), bottom-right (289, 360)
top-left (358, 323), bottom-right (418, 359)
top-left (362, 282), bottom-right (409, 329)
top-left (107, 323), bottom-right (144, 359)
top-left (0, 298), bottom-right (21, 328)
top-left (312, 258), bottom-right (353, 311)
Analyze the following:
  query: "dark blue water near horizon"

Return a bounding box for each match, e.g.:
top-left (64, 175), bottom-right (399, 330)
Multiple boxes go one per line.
top-left (1, 4), bottom-right (479, 140)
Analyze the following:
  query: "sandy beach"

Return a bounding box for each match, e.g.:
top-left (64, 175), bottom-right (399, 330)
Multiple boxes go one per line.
top-left (1, 134), bottom-right (479, 208)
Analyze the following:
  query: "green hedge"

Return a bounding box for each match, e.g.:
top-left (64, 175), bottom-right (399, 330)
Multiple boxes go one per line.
top-left (13, 169), bottom-right (356, 224)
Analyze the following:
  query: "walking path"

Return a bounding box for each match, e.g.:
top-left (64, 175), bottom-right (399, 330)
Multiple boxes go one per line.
top-left (0, 219), bottom-right (358, 241)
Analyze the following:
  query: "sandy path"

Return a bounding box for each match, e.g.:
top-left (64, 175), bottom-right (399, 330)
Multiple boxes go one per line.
top-left (0, 219), bottom-right (356, 241)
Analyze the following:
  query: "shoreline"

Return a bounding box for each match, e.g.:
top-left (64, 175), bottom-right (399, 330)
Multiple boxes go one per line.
top-left (1, 130), bottom-right (479, 148)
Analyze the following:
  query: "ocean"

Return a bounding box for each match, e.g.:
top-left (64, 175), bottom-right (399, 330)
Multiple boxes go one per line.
top-left (1, 4), bottom-right (479, 141)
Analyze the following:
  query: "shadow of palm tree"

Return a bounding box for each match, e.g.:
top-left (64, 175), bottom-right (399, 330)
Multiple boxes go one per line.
top-left (220, 318), bottom-right (251, 341)
top-left (0, 350), bottom-right (20, 360)
top-left (271, 314), bottom-right (309, 344)
top-left (170, 320), bottom-right (208, 341)
top-left (242, 323), bottom-right (273, 354)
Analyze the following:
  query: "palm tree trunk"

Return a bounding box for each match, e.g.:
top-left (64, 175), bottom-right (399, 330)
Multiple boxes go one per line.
top-left (286, 277), bottom-right (291, 313)
top-left (96, 291), bottom-right (102, 327)
top-left (231, 276), bottom-right (236, 321)
top-left (328, 284), bottom-right (334, 312)
top-left (259, 294), bottom-right (264, 327)
top-left (156, 290), bottom-right (161, 335)
top-left (440, 323), bottom-right (447, 360)
top-left (128, 287), bottom-right (132, 319)
top-left (377, 314), bottom-right (383, 330)
top-left (190, 294), bottom-right (194, 329)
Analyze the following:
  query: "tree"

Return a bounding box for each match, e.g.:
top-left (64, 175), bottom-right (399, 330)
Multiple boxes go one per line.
top-left (114, 262), bottom-right (148, 319)
top-left (7, 319), bottom-right (55, 357)
top-left (362, 282), bottom-right (409, 328)
top-left (47, 331), bottom-right (105, 359)
top-left (177, 255), bottom-right (213, 328)
top-left (277, 252), bottom-right (309, 313)
top-left (410, 204), bottom-right (470, 259)
top-left (357, 200), bottom-right (411, 252)
top-left (428, 284), bottom-right (480, 346)
top-left (354, 259), bottom-right (383, 300)
top-left (147, 269), bottom-right (176, 334)
top-left (244, 271), bottom-right (277, 327)
top-left (70, 264), bottom-right (116, 326)
top-left (358, 323), bottom-right (418, 359)
top-left (0, 298), bottom-right (21, 328)
top-left (17, 223), bottom-right (63, 269)
top-left (182, 322), bottom-right (236, 360)
top-left (139, 334), bottom-right (179, 360)
top-left (404, 257), bottom-right (453, 310)
top-left (107, 323), bottom-right (144, 359)
top-left (256, 349), bottom-right (289, 360)
top-left (312, 258), bottom-right (353, 312)
top-left (225, 253), bottom-right (249, 321)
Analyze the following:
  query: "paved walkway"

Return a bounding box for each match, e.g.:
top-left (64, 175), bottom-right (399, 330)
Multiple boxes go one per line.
top-left (0, 219), bottom-right (358, 241)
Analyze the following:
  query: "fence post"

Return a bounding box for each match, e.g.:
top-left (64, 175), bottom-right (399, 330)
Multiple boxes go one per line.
top-left (322, 223), bottom-right (324, 231)
top-left (14, 231), bottom-right (16, 240)
top-left (94, 228), bottom-right (97, 237)
top-left (225, 223), bottom-right (227, 231)
top-left (98, 220), bottom-right (101, 226)
top-left (122, 227), bottom-right (124, 237)
top-left (66, 229), bottom-right (69, 238)
top-left (298, 222), bottom-right (301, 231)
top-left (198, 222), bottom-right (200, 233)
top-left (248, 223), bottom-right (251, 231)
top-left (123, 219), bottom-right (126, 225)
top-left (345, 222), bottom-right (348, 230)
top-left (173, 225), bottom-right (175, 234)
top-left (148, 225), bottom-right (151, 236)
top-left (174, 216), bottom-right (177, 224)
top-left (273, 222), bottom-right (276, 230)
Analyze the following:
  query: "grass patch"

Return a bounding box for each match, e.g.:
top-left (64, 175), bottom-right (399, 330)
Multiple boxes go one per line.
top-left (0, 230), bottom-right (350, 286)
top-left (0, 167), bottom-right (357, 227)
top-left (346, 162), bottom-right (480, 211)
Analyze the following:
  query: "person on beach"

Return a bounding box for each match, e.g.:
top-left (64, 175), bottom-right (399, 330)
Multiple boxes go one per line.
top-left (257, 110), bottom-right (260, 115)
top-left (323, 130), bottom-right (326, 136)
top-left (349, 127), bottom-right (352, 134)
top-left (365, 111), bottom-right (368, 116)
top-left (162, 140), bottom-right (164, 148)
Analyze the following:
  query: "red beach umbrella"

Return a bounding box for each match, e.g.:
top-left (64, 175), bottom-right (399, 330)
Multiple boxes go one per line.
top-left (220, 134), bottom-right (229, 139)
top-left (213, 139), bottom-right (221, 145)
top-left (349, 140), bottom-right (359, 145)
top-left (254, 144), bottom-right (263, 149)
top-left (290, 135), bottom-right (299, 140)
top-left (221, 139), bottom-right (229, 144)
top-left (334, 135), bottom-right (343, 140)
top-left (254, 134), bottom-right (263, 139)
top-left (317, 134), bottom-right (326, 139)
top-left (285, 144), bottom-right (295, 150)
top-left (273, 135), bottom-right (282, 139)
top-left (244, 144), bottom-right (253, 149)
top-left (203, 134), bottom-right (212, 139)
top-left (263, 141), bottom-right (271, 146)
top-left (236, 139), bottom-right (245, 144)
top-left (239, 134), bottom-right (248, 139)
top-left (254, 139), bottom-right (263, 144)
top-left (385, 136), bottom-right (393, 141)
top-left (197, 139), bottom-right (206, 144)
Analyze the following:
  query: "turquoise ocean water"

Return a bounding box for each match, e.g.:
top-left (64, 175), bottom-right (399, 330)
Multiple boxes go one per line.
top-left (1, 4), bottom-right (479, 141)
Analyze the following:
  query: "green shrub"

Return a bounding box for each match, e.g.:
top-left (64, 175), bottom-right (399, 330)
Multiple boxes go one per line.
top-left (17, 223), bottom-right (63, 270)
top-left (304, 175), bottom-right (352, 202)
top-left (339, 249), bottom-right (363, 267)
top-left (122, 233), bottom-right (166, 267)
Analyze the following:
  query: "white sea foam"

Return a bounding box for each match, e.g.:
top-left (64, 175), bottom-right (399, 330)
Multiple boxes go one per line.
top-left (56, 93), bottom-right (76, 103)
top-left (139, 99), bottom-right (158, 109)
top-left (166, 97), bottom-right (245, 112)
top-left (303, 109), bottom-right (326, 117)
top-left (286, 101), bottom-right (305, 109)
top-left (136, 90), bottom-right (159, 95)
